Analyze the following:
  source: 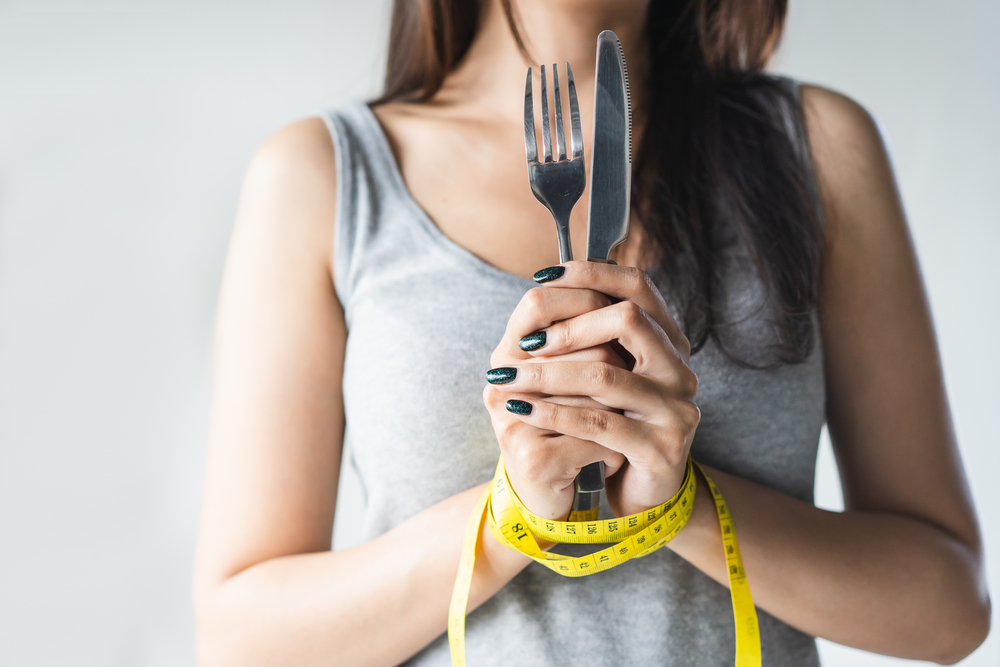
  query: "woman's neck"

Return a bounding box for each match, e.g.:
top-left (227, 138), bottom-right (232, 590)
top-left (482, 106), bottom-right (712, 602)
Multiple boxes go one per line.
top-left (437, 0), bottom-right (650, 125)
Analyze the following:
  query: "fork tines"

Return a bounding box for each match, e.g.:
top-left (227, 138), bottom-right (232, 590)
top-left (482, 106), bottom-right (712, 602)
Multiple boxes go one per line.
top-left (523, 62), bottom-right (583, 165)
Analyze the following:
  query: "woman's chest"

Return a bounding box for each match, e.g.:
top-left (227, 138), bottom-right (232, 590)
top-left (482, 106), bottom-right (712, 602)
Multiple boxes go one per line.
top-left (372, 106), bottom-right (648, 278)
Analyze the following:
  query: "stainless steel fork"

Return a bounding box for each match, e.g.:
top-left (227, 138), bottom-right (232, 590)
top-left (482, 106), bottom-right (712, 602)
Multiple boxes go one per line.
top-left (524, 63), bottom-right (585, 263)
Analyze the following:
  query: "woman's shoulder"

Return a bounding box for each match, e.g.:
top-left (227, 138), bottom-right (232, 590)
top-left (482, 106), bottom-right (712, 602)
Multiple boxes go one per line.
top-left (246, 117), bottom-right (338, 205)
top-left (798, 83), bottom-right (882, 151)
top-left (794, 83), bottom-right (896, 235)
top-left (233, 116), bottom-right (339, 283)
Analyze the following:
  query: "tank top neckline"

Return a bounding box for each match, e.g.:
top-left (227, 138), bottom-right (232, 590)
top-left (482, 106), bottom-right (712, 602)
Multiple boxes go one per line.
top-left (353, 102), bottom-right (537, 291)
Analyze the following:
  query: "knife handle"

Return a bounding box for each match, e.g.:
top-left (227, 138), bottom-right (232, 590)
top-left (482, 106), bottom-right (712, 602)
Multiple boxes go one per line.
top-left (569, 260), bottom-right (616, 512)
top-left (576, 461), bottom-right (605, 494)
top-left (570, 462), bottom-right (605, 518)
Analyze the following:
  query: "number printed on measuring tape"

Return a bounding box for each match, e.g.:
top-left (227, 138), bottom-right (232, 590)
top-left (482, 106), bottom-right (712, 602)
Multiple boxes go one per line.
top-left (447, 456), bottom-right (761, 667)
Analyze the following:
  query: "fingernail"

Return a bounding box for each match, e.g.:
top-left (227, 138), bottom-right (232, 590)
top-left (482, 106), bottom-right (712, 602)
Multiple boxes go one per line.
top-left (486, 367), bottom-right (517, 384)
top-left (518, 331), bottom-right (546, 351)
top-left (533, 266), bottom-right (565, 283)
top-left (505, 399), bottom-right (532, 415)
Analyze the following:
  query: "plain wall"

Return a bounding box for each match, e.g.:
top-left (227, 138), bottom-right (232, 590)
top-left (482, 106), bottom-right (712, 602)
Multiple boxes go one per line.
top-left (0, 1), bottom-right (996, 665)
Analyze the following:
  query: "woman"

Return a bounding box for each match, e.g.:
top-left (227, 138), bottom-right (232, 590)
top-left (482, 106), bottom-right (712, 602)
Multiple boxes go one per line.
top-left (192, 0), bottom-right (990, 665)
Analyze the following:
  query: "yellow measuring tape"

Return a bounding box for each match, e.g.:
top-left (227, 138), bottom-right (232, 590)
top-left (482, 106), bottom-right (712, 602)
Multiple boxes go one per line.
top-left (448, 456), bottom-right (760, 666)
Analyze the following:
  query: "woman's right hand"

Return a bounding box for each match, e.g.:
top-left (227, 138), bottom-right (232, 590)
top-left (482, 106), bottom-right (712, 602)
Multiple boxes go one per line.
top-left (483, 285), bottom-right (628, 521)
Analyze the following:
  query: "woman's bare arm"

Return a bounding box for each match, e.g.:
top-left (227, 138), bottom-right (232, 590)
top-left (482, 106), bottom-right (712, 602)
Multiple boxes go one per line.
top-left (192, 119), bottom-right (531, 667)
top-left (665, 85), bottom-right (990, 664)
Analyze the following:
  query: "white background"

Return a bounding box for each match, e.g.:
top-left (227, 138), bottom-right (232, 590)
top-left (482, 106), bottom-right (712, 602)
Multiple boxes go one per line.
top-left (0, 1), bottom-right (996, 665)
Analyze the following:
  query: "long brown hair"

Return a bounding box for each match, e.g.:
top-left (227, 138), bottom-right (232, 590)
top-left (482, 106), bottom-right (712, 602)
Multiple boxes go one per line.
top-left (379, 0), bottom-right (823, 367)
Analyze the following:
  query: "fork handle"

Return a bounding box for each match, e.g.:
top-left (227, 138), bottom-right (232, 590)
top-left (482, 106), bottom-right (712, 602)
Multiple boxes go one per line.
top-left (554, 212), bottom-right (574, 263)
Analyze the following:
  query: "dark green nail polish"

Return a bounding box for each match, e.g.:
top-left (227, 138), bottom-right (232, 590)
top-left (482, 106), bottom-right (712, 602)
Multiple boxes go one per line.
top-left (486, 367), bottom-right (517, 384)
top-left (518, 331), bottom-right (546, 351)
top-left (533, 266), bottom-right (566, 283)
top-left (505, 399), bottom-right (532, 415)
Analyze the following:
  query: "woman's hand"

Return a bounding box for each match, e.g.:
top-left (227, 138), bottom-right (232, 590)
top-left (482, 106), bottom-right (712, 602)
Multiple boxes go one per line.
top-left (483, 282), bottom-right (629, 521)
top-left (483, 262), bottom-right (700, 519)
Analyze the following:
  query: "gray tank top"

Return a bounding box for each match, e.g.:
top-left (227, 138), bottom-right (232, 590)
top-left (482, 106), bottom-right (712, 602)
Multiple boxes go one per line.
top-left (321, 79), bottom-right (825, 667)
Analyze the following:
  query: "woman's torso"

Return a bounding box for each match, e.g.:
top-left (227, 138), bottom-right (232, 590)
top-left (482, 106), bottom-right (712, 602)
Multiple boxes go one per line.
top-left (321, 79), bottom-right (825, 666)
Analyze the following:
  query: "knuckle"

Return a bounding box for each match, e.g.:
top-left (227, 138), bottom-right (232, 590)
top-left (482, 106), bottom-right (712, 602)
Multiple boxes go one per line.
top-left (677, 334), bottom-right (693, 360)
top-left (649, 430), bottom-right (686, 470)
top-left (678, 399), bottom-right (702, 431)
top-left (617, 300), bottom-right (647, 328)
top-left (483, 384), bottom-right (501, 408)
top-left (640, 270), bottom-right (658, 295)
top-left (490, 338), bottom-right (521, 367)
top-left (551, 321), bottom-right (575, 351)
top-left (584, 362), bottom-right (617, 390)
top-left (656, 400), bottom-right (699, 447)
top-left (521, 287), bottom-right (548, 315)
top-left (523, 362), bottom-right (544, 386)
top-left (513, 444), bottom-right (548, 484)
top-left (582, 408), bottom-right (611, 436)
top-left (495, 417), bottom-right (521, 447)
top-left (624, 267), bottom-right (647, 293)
top-left (679, 367), bottom-right (699, 398)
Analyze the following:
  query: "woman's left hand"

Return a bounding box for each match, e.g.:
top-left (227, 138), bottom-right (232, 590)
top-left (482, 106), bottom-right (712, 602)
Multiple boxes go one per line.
top-left (487, 261), bottom-right (701, 518)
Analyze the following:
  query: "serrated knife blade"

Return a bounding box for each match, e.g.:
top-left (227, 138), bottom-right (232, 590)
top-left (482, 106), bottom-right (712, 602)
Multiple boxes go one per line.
top-left (586, 30), bottom-right (632, 263)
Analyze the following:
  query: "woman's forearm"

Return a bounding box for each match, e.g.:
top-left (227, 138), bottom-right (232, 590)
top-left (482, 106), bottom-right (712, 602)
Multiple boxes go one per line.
top-left (667, 466), bottom-right (990, 664)
top-left (195, 483), bottom-right (531, 667)
top-left (195, 463), bottom-right (989, 667)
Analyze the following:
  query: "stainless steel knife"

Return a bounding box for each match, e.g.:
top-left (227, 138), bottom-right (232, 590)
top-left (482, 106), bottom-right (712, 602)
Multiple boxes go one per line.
top-left (571, 30), bottom-right (632, 517)
top-left (586, 31), bottom-right (632, 264)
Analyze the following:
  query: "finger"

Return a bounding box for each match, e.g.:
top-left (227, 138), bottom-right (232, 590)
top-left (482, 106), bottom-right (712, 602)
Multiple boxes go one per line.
top-left (487, 361), bottom-right (665, 415)
top-left (530, 261), bottom-right (690, 360)
top-left (493, 287), bottom-right (612, 365)
top-left (495, 343), bottom-right (628, 369)
top-left (484, 386), bottom-right (625, 477)
top-left (502, 396), bottom-right (699, 474)
top-left (543, 393), bottom-right (621, 413)
top-left (524, 301), bottom-right (695, 387)
top-left (485, 384), bottom-right (618, 432)
top-left (487, 385), bottom-right (617, 414)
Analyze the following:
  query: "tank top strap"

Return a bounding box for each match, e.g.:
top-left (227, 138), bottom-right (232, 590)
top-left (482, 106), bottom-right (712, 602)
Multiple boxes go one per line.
top-left (319, 102), bottom-right (535, 326)
top-left (319, 102), bottom-right (425, 325)
top-left (319, 103), bottom-right (369, 321)
top-left (773, 76), bottom-right (826, 228)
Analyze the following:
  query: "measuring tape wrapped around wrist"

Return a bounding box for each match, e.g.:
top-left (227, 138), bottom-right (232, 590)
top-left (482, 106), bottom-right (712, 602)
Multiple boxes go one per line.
top-left (447, 455), bottom-right (760, 667)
